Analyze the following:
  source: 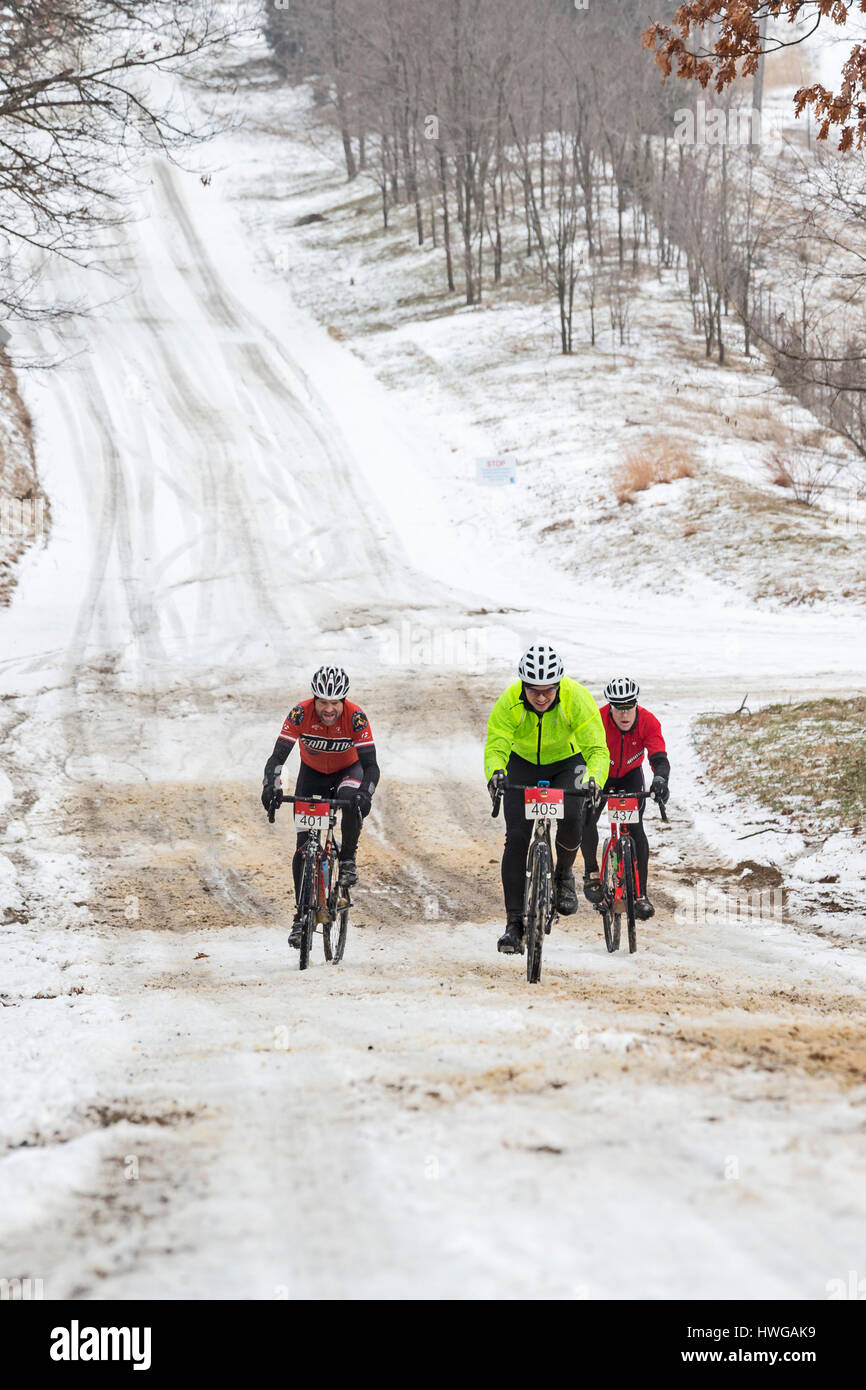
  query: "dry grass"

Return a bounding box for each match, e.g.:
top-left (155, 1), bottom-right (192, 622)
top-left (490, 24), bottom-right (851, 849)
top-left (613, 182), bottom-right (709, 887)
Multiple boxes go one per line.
top-left (615, 437), bottom-right (697, 504)
top-left (694, 697), bottom-right (866, 830)
top-left (734, 400), bottom-right (793, 447)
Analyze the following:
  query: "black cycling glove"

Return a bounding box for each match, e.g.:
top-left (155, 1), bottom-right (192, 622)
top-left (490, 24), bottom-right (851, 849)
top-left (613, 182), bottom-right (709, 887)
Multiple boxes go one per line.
top-left (487, 769), bottom-right (506, 803)
top-left (651, 774), bottom-right (670, 805)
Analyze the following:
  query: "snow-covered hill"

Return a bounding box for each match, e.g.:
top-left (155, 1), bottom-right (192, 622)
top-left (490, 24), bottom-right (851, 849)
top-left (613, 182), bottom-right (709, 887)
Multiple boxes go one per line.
top-left (0, 37), bottom-right (864, 1301)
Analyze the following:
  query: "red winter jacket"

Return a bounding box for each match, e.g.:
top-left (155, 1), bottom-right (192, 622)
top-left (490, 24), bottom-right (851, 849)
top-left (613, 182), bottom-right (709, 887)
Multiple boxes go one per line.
top-left (601, 704), bottom-right (670, 783)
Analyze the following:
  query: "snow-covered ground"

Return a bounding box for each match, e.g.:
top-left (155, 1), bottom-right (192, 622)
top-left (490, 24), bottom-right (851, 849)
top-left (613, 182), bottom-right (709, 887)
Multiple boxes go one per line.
top-left (1, 38), bottom-right (864, 1300)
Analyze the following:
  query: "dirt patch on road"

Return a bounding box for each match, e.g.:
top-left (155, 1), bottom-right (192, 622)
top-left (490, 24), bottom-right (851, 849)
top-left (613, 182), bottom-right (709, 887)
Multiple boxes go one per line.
top-left (65, 771), bottom-right (500, 934)
top-left (64, 733), bottom-right (865, 1095)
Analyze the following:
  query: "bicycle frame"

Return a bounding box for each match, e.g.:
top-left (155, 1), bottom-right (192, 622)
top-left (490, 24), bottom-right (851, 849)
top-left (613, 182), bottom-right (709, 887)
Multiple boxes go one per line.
top-left (298, 820), bottom-right (338, 922)
top-left (273, 793), bottom-right (356, 967)
top-left (598, 787), bottom-right (668, 899)
top-left (596, 787), bottom-right (667, 954)
top-left (599, 802), bottom-right (641, 908)
top-left (492, 777), bottom-right (595, 983)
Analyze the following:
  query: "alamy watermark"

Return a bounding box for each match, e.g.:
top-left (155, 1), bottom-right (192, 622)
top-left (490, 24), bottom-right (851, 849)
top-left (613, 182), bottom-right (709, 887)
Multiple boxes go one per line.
top-left (675, 101), bottom-right (762, 148)
top-left (1, 1277), bottom-right (44, 1300)
top-left (0, 494), bottom-right (45, 540)
top-left (826, 1270), bottom-right (866, 1299)
top-left (674, 884), bottom-right (784, 927)
top-left (378, 619), bottom-right (488, 674)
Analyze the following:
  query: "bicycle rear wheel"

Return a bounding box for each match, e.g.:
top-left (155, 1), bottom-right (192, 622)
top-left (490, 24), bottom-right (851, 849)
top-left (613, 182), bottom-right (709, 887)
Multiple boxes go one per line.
top-left (323, 909), bottom-right (348, 963)
top-left (524, 836), bottom-right (551, 985)
top-left (601, 842), bottom-right (620, 953)
top-left (323, 879), bottom-right (350, 964)
top-left (621, 836), bottom-right (637, 954)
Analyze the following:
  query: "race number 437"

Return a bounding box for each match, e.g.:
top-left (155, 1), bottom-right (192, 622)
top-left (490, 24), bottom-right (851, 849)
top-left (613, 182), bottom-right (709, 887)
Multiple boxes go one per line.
top-left (293, 800), bottom-right (330, 831)
top-left (524, 788), bottom-right (565, 820)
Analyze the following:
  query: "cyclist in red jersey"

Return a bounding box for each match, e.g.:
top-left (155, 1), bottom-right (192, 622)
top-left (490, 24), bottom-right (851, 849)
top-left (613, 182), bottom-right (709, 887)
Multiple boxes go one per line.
top-left (580, 676), bottom-right (670, 920)
top-left (262, 664), bottom-right (380, 947)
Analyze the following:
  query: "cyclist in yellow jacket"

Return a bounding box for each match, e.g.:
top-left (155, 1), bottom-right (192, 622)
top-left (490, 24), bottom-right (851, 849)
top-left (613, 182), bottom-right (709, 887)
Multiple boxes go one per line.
top-left (484, 644), bottom-right (609, 955)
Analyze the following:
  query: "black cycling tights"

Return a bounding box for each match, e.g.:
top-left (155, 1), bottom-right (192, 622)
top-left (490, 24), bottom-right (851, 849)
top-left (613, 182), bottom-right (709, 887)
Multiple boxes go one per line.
top-left (501, 753), bottom-right (587, 918)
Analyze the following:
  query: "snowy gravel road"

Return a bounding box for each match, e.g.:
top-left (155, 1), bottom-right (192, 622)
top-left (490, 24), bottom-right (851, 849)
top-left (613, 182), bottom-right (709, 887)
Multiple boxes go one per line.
top-left (1, 149), bottom-right (865, 1300)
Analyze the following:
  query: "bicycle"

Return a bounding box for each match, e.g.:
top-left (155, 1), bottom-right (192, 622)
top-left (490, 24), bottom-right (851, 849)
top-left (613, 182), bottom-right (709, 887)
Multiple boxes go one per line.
top-left (596, 788), bottom-right (668, 955)
top-left (492, 779), bottom-right (594, 984)
top-left (269, 793), bottom-right (356, 969)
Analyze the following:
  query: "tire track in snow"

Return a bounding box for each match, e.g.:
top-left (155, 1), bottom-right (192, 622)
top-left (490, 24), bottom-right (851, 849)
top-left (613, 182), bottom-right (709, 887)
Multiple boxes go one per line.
top-left (151, 161), bottom-right (448, 618)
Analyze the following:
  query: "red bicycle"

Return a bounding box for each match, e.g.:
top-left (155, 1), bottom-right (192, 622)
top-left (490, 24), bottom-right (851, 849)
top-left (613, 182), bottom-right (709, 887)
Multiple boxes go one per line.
top-left (598, 788), bottom-right (667, 954)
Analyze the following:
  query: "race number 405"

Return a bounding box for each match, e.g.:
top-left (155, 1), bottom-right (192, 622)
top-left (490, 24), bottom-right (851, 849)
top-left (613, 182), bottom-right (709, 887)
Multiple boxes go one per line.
top-left (524, 788), bottom-right (565, 820)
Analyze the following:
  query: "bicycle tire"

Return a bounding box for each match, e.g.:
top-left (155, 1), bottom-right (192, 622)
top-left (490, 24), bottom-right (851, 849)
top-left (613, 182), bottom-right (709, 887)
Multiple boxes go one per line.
top-left (322, 851), bottom-right (338, 962)
top-left (324, 907), bottom-right (349, 964)
top-left (297, 853), bottom-right (317, 971)
top-left (524, 835), bottom-right (551, 985)
top-left (298, 908), bottom-right (315, 970)
top-left (601, 841), bottom-right (620, 953)
top-left (323, 869), bottom-right (350, 964)
top-left (621, 835), bottom-right (637, 954)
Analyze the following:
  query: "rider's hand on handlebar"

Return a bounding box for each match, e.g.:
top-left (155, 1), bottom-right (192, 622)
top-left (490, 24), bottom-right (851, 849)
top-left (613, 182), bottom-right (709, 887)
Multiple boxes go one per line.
top-left (584, 777), bottom-right (603, 812)
top-left (262, 782), bottom-right (282, 815)
top-left (651, 774), bottom-right (670, 805)
top-left (487, 769), bottom-right (506, 803)
top-left (353, 789), bottom-right (372, 818)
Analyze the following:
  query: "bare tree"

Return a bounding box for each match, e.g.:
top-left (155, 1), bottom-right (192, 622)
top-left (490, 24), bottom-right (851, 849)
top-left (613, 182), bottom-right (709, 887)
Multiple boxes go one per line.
top-left (0, 0), bottom-right (239, 321)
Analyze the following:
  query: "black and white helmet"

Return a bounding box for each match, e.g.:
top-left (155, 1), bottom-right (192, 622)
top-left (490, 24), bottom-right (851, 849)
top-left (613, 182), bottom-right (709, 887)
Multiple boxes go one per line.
top-left (311, 664), bottom-right (350, 699)
top-left (604, 675), bottom-right (639, 707)
top-left (518, 644), bottom-right (564, 687)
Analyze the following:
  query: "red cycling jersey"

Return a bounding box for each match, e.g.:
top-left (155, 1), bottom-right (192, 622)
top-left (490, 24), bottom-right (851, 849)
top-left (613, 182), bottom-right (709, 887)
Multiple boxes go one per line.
top-left (601, 703), bottom-right (667, 781)
top-left (277, 698), bottom-right (375, 775)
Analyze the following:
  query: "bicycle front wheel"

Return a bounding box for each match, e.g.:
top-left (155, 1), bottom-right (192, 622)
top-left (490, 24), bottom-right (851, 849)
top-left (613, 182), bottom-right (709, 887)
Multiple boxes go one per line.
top-left (524, 835), bottom-right (552, 985)
top-left (296, 856), bottom-right (317, 971)
top-left (601, 841), bottom-right (620, 953)
top-left (298, 909), bottom-right (315, 970)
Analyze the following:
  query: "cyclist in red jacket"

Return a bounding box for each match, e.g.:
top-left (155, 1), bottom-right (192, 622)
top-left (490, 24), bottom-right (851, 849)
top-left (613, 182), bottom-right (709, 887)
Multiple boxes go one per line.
top-left (581, 676), bottom-right (670, 920)
top-left (262, 664), bottom-right (380, 947)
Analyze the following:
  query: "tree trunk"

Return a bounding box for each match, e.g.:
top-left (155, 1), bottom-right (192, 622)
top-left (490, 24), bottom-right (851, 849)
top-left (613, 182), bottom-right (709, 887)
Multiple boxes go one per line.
top-left (438, 147), bottom-right (455, 291)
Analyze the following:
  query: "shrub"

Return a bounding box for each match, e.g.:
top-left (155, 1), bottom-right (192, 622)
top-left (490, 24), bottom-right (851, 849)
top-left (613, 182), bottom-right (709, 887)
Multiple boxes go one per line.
top-left (765, 450), bottom-right (837, 506)
top-left (615, 438), bottom-right (696, 504)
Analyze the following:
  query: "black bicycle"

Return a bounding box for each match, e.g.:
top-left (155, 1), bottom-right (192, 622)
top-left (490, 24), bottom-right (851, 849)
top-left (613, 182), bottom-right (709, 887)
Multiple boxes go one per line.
top-left (596, 787), bottom-right (667, 954)
top-left (270, 793), bottom-right (356, 969)
top-left (493, 780), bottom-right (595, 984)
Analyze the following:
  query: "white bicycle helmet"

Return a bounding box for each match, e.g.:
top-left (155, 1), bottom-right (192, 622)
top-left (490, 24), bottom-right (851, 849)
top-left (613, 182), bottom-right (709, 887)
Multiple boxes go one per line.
top-left (604, 675), bottom-right (639, 707)
top-left (311, 664), bottom-right (350, 699)
top-left (518, 644), bottom-right (564, 687)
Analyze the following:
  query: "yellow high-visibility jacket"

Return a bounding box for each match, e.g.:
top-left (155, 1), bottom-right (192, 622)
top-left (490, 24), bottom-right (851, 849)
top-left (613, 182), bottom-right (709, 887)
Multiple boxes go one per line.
top-left (484, 677), bottom-right (608, 784)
